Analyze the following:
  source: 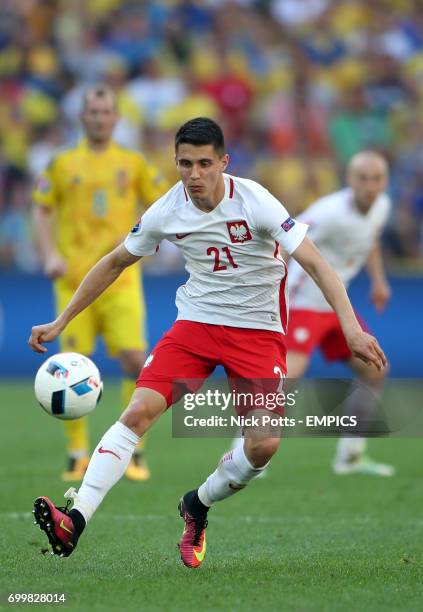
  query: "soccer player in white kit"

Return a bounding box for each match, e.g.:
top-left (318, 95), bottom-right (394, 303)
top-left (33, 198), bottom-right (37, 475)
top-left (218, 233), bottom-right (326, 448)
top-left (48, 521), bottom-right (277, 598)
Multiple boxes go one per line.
top-left (287, 151), bottom-right (393, 476)
top-left (29, 119), bottom-right (387, 568)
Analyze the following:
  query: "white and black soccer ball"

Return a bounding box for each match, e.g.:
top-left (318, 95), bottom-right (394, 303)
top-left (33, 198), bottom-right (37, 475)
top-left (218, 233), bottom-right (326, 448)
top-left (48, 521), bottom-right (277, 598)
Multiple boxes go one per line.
top-left (34, 352), bottom-right (103, 420)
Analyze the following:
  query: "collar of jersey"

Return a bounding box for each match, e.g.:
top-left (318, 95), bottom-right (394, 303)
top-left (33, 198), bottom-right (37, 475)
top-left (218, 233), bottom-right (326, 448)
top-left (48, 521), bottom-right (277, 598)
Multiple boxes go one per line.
top-left (185, 174), bottom-right (232, 215)
top-left (78, 138), bottom-right (116, 155)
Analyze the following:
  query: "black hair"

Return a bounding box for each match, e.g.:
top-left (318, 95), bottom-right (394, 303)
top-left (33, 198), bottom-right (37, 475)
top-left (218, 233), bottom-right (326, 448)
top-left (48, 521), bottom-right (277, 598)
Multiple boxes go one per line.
top-left (175, 117), bottom-right (225, 155)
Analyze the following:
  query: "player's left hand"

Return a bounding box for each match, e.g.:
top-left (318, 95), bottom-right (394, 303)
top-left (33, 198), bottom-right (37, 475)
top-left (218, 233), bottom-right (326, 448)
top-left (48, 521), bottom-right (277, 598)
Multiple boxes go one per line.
top-left (370, 280), bottom-right (391, 312)
top-left (346, 330), bottom-right (388, 370)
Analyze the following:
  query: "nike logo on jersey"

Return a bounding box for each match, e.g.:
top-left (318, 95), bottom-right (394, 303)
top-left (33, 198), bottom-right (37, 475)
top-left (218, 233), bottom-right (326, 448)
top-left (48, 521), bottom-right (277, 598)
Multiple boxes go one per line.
top-left (193, 535), bottom-right (207, 562)
top-left (176, 233), bottom-right (192, 239)
top-left (98, 446), bottom-right (121, 460)
top-left (59, 519), bottom-right (73, 534)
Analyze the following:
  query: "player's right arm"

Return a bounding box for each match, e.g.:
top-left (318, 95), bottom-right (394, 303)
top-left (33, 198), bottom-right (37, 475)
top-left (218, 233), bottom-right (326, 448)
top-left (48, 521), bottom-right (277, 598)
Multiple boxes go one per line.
top-left (32, 205), bottom-right (67, 278)
top-left (29, 197), bottom-right (165, 353)
top-left (29, 244), bottom-right (141, 353)
top-left (32, 161), bottom-right (67, 279)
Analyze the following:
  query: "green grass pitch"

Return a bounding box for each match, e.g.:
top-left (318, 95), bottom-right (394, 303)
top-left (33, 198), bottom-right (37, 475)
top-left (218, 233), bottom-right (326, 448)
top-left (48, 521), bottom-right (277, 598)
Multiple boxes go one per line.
top-left (0, 380), bottom-right (422, 611)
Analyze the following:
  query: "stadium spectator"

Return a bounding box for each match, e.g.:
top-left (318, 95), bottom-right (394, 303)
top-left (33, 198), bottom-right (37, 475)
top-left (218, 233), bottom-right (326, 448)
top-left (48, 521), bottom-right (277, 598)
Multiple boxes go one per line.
top-left (328, 85), bottom-right (394, 166)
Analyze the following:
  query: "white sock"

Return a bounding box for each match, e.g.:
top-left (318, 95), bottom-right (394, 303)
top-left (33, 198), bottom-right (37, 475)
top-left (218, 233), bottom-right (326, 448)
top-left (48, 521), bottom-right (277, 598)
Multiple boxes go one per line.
top-left (335, 436), bottom-right (367, 464)
top-left (198, 445), bottom-right (266, 507)
top-left (71, 421), bottom-right (139, 522)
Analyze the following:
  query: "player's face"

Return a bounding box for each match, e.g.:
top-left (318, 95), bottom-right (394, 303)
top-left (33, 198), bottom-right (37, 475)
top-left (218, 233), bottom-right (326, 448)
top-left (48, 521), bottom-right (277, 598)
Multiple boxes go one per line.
top-left (176, 143), bottom-right (229, 211)
top-left (80, 94), bottom-right (118, 145)
top-left (348, 163), bottom-right (387, 212)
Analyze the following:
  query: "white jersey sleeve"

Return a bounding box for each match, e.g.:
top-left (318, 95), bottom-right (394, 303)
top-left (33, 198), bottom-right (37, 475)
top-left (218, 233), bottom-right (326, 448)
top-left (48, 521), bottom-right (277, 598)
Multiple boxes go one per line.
top-left (124, 192), bottom-right (170, 256)
top-left (253, 186), bottom-right (308, 254)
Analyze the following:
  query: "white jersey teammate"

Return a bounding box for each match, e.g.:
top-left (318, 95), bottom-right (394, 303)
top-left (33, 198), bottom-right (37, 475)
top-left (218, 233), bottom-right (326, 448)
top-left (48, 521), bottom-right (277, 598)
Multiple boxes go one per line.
top-left (28, 119), bottom-right (387, 569)
top-left (286, 151), bottom-right (393, 476)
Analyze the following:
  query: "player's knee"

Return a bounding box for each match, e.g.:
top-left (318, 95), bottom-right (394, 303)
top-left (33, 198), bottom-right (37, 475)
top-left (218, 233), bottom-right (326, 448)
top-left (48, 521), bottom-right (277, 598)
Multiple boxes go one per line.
top-left (119, 401), bottom-right (147, 435)
top-left (360, 362), bottom-right (388, 387)
top-left (119, 391), bottom-right (166, 436)
top-left (119, 350), bottom-right (145, 377)
top-left (245, 436), bottom-right (281, 468)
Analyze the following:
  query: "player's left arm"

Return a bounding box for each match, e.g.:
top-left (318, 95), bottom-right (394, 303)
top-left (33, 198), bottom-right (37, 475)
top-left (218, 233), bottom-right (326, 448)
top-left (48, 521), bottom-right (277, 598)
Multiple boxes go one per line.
top-left (255, 185), bottom-right (385, 368)
top-left (292, 236), bottom-right (387, 370)
top-left (366, 239), bottom-right (391, 312)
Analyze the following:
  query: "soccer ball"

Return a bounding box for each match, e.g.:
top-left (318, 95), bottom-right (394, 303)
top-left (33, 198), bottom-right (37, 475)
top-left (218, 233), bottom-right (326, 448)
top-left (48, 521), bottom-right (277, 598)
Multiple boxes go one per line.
top-left (34, 352), bottom-right (103, 420)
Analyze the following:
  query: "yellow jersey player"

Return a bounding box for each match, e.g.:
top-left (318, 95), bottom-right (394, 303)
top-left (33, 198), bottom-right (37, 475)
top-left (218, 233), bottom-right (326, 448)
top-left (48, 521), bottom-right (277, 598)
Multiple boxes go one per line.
top-left (32, 84), bottom-right (168, 482)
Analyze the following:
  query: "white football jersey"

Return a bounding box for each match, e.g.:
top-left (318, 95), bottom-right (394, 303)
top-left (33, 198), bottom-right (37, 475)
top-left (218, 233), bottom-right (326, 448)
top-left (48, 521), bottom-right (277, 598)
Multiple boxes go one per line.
top-left (288, 188), bottom-right (391, 312)
top-left (125, 174), bottom-right (308, 333)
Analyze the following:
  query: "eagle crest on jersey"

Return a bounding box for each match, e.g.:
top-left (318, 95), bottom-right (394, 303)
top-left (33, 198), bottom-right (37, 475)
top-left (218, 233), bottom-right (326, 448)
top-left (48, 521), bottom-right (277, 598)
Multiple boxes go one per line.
top-left (226, 220), bottom-right (252, 243)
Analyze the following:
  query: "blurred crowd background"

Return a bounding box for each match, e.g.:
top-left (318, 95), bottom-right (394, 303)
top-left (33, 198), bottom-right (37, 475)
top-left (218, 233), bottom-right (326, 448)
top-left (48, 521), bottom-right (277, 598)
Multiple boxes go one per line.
top-left (1, 0), bottom-right (423, 275)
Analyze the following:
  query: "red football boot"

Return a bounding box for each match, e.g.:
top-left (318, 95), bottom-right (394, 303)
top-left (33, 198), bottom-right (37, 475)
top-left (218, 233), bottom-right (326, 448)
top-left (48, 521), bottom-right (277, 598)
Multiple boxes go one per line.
top-left (32, 497), bottom-right (77, 557)
top-left (178, 496), bottom-right (208, 569)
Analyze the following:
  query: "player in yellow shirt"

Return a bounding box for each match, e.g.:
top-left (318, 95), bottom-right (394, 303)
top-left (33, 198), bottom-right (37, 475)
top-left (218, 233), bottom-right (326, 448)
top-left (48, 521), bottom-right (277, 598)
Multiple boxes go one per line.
top-left (32, 84), bottom-right (168, 481)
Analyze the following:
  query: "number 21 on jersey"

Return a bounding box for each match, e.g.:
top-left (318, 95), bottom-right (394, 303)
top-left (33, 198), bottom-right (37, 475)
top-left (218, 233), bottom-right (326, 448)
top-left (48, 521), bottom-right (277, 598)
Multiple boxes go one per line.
top-left (207, 246), bottom-right (238, 272)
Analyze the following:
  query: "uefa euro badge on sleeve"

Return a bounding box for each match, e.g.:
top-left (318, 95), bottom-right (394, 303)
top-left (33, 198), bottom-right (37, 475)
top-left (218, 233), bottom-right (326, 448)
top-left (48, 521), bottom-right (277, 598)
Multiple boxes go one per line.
top-left (131, 217), bottom-right (142, 234)
top-left (281, 217), bottom-right (295, 232)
